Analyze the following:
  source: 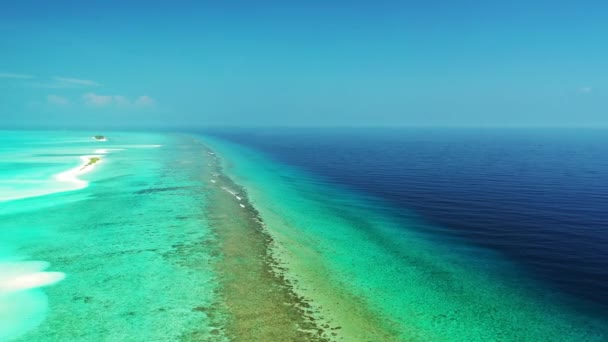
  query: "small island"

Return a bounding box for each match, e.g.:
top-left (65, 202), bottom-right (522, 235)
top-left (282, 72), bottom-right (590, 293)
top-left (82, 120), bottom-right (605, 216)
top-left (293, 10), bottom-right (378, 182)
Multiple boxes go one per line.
top-left (93, 135), bottom-right (107, 141)
top-left (81, 157), bottom-right (101, 170)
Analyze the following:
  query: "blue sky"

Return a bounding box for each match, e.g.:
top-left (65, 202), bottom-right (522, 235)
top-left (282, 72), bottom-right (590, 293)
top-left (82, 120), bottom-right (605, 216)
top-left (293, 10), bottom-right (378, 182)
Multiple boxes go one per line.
top-left (1, 1), bottom-right (606, 128)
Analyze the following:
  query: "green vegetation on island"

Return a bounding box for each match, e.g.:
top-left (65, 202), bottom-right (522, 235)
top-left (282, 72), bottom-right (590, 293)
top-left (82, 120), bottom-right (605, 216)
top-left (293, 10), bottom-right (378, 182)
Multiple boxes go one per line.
top-left (94, 135), bottom-right (106, 140)
top-left (81, 157), bottom-right (101, 170)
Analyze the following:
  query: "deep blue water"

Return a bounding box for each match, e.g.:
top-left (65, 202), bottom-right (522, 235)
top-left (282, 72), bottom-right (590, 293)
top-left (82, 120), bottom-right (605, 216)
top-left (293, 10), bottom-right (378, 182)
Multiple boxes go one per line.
top-left (201, 128), bottom-right (608, 313)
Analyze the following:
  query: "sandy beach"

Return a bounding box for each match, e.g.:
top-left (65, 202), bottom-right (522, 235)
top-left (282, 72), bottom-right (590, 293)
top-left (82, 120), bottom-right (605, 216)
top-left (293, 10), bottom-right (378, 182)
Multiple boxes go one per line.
top-left (54, 155), bottom-right (102, 189)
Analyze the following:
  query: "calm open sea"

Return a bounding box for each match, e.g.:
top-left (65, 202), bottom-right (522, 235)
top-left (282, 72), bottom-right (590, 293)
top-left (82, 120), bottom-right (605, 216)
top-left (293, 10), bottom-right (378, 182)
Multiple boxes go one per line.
top-left (203, 127), bottom-right (608, 314)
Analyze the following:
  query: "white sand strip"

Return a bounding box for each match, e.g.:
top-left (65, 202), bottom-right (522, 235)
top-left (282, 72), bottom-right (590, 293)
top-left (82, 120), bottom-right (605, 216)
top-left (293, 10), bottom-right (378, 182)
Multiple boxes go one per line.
top-left (0, 261), bottom-right (65, 293)
top-left (54, 155), bottom-right (102, 189)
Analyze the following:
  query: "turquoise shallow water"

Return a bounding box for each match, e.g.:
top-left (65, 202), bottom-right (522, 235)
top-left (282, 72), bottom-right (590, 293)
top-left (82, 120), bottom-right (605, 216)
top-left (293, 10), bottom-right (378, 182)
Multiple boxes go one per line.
top-left (3, 130), bottom-right (607, 341)
top-left (201, 134), bottom-right (608, 341)
top-left (0, 132), bottom-right (224, 341)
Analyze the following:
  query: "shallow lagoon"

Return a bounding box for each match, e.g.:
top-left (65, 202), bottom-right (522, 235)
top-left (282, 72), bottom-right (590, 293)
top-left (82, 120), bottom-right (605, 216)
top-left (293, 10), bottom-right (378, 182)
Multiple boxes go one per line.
top-left (1, 132), bottom-right (222, 340)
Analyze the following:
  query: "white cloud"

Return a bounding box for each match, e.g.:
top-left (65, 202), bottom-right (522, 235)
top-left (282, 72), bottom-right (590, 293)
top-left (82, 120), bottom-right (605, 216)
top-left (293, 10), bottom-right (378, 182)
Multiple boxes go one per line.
top-left (83, 93), bottom-right (156, 108)
top-left (83, 92), bottom-right (113, 106)
top-left (1, 73), bottom-right (101, 89)
top-left (47, 94), bottom-right (70, 105)
top-left (0, 72), bottom-right (34, 79)
top-left (26, 81), bottom-right (72, 89)
top-left (134, 95), bottom-right (156, 107)
top-left (54, 77), bottom-right (100, 87)
top-left (579, 87), bottom-right (593, 93)
top-left (27, 77), bottom-right (101, 89)
top-left (113, 95), bottom-right (130, 106)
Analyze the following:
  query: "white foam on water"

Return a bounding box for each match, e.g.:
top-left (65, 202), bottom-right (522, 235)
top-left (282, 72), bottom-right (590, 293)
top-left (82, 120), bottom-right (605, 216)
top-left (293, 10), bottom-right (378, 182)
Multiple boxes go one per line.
top-left (0, 155), bottom-right (103, 202)
top-left (94, 148), bottom-right (124, 154)
top-left (0, 261), bottom-right (65, 341)
top-left (126, 144), bottom-right (163, 148)
top-left (221, 187), bottom-right (243, 201)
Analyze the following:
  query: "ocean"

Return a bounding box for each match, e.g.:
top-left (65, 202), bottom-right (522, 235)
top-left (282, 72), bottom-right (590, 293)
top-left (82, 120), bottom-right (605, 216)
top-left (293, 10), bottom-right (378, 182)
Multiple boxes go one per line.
top-left (203, 127), bottom-right (608, 310)
top-left (200, 127), bottom-right (608, 340)
top-left (1, 128), bottom-right (607, 341)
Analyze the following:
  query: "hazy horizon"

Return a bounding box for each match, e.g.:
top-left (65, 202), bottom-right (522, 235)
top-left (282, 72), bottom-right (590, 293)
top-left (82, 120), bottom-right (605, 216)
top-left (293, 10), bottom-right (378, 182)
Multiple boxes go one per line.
top-left (1, 1), bottom-right (606, 128)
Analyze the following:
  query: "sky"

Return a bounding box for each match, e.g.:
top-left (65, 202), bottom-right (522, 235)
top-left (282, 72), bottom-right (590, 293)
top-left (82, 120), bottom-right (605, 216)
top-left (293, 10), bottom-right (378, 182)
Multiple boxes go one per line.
top-left (1, 0), bottom-right (606, 128)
